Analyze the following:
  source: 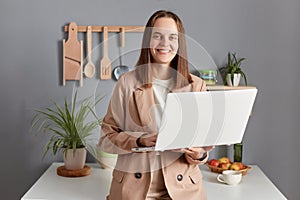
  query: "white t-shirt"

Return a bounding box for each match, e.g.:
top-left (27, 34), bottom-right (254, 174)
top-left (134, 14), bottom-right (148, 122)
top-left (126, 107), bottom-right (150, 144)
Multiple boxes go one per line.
top-left (152, 78), bottom-right (173, 129)
top-left (147, 78), bottom-right (173, 198)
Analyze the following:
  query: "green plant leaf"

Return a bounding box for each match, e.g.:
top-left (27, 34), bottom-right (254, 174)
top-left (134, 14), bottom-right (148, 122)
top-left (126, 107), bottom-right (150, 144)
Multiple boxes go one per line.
top-left (240, 71), bottom-right (248, 85)
top-left (71, 91), bottom-right (77, 123)
top-left (31, 91), bottom-right (105, 159)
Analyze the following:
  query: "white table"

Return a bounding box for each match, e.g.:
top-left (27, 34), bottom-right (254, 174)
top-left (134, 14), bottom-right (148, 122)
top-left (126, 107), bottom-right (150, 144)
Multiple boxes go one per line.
top-left (21, 162), bottom-right (287, 200)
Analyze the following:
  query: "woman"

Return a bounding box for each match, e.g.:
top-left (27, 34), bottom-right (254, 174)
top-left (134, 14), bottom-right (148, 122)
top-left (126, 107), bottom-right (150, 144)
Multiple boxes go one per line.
top-left (99, 10), bottom-right (214, 200)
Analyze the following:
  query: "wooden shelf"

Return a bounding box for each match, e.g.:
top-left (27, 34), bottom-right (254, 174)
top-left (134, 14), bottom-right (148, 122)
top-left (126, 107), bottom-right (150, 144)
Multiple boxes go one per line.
top-left (64, 25), bottom-right (145, 33)
top-left (207, 85), bottom-right (256, 91)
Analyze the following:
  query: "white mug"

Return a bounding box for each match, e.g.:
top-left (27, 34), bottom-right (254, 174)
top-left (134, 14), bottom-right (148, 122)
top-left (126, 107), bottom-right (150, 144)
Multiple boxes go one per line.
top-left (217, 170), bottom-right (242, 185)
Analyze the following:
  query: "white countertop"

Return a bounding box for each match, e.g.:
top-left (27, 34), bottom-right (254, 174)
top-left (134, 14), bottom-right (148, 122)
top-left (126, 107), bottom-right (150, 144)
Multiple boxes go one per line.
top-left (201, 164), bottom-right (287, 200)
top-left (21, 162), bottom-right (287, 200)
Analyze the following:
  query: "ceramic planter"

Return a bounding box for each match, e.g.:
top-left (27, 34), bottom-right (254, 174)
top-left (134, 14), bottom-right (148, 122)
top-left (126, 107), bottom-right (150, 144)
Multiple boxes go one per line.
top-left (63, 147), bottom-right (87, 170)
top-left (227, 73), bottom-right (241, 86)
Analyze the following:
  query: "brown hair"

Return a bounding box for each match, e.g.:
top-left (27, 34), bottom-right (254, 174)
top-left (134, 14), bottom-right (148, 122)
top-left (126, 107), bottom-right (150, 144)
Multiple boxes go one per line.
top-left (136, 10), bottom-right (192, 89)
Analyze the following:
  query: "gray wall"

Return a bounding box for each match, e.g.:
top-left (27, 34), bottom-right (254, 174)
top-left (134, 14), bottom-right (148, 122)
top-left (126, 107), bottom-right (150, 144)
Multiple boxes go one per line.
top-left (1, 0), bottom-right (299, 199)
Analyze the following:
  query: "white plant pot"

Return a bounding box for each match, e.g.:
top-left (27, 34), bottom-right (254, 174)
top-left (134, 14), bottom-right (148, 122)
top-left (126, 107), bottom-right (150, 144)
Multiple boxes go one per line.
top-left (63, 148), bottom-right (87, 170)
top-left (227, 73), bottom-right (241, 86)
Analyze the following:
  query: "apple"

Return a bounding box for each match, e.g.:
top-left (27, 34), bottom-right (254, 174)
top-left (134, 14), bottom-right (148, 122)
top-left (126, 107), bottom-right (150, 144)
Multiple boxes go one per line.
top-left (218, 157), bottom-right (230, 164)
top-left (229, 163), bottom-right (241, 171)
top-left (208, 159), bottom-right (219, 167)
top-left (219, 163), bottom-right (231, 170)
top-left (234, 162), bottom-right (244, 169)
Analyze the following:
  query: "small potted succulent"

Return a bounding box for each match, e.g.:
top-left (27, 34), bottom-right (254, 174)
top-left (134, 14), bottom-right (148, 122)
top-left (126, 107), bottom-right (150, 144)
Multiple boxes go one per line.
top-left (220, 52), bottom-right (248, 86)
top-left (31, 92), bottom-right (104, 170)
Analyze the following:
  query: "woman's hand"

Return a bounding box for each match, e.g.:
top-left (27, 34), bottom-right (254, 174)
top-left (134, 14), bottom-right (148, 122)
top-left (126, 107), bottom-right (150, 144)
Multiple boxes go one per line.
top-left (173, 146), bottom-right (215, 164)
top-left (137, 133), bottom-right (158, 147)
top-left (184, 146), bottom-right (214, 160)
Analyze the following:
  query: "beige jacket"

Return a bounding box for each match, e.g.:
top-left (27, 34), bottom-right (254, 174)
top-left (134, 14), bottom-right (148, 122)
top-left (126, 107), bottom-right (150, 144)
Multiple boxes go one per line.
top-left (99, 69), bottom-right (208, 200)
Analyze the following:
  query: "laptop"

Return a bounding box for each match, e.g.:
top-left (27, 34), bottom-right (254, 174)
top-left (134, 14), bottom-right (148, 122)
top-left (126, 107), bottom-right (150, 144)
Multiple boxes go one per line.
top-left (131, 89), bottom-right (257, 152)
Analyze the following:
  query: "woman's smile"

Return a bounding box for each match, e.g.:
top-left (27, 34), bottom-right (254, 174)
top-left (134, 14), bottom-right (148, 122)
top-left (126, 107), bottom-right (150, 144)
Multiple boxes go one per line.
top-left (157, 49), bottom-right (171, 53)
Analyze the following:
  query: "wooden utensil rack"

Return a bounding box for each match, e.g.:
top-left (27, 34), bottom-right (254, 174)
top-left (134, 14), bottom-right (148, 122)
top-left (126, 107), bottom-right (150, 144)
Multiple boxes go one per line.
top-left (64, 25), bottom-right (145, 33)
top-left (62, 24), bottom-right (145, 87)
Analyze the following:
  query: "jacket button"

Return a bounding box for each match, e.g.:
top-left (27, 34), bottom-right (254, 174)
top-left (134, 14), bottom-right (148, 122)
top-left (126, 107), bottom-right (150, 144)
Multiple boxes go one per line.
top-left (135, 172), bottom-right (142, 179)
top-left (177, 174), bottom-right (183, 181)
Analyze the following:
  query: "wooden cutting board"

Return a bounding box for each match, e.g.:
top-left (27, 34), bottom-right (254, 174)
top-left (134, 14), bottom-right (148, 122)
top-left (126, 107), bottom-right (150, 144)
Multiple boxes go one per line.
top-left (63, 22), bottom-right (83, 86)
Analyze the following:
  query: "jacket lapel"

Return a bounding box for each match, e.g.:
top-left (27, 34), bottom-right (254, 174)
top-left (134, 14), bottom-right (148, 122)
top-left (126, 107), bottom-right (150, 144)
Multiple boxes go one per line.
top-left (133, 84), bottom-right (156, 128)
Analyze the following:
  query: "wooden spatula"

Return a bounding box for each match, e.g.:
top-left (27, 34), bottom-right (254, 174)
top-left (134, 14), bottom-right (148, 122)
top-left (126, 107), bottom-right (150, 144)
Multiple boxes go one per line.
top-left (100, 26), bottom-right (112, 80)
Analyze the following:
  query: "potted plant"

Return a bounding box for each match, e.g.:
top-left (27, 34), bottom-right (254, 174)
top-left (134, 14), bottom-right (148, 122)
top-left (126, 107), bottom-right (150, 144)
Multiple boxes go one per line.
top-left (31, 92), bottom-right (104, 170)
top-left (220, 52), bottom-right (247, 86)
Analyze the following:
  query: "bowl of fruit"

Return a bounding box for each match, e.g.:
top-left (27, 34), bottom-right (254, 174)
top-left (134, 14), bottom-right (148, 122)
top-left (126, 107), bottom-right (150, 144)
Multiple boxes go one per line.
top-left (206, 157), bottom-right (251, 175)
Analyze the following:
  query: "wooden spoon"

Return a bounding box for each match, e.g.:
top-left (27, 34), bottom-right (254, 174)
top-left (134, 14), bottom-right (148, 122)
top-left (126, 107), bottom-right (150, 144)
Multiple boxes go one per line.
top-left (84, 26), bottom-right (95, 78)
